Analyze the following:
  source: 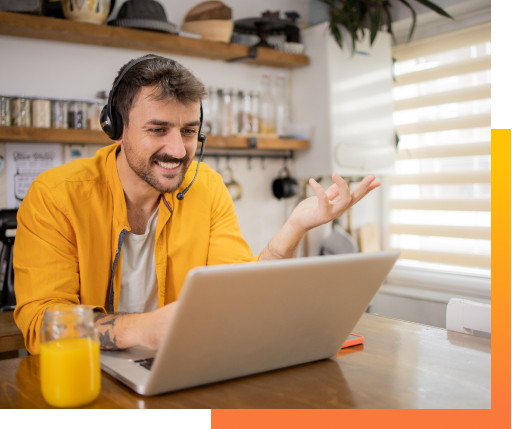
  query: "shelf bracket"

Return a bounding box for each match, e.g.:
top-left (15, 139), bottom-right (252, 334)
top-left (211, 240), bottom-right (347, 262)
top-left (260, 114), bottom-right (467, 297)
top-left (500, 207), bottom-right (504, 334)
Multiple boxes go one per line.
top-left (227, 45), bottom-right (258, 63)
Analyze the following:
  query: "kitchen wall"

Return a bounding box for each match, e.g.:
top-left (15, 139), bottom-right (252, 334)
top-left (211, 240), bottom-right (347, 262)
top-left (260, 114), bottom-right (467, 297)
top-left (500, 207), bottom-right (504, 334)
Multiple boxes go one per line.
top-left (0, 0), bottom-right (327, 257)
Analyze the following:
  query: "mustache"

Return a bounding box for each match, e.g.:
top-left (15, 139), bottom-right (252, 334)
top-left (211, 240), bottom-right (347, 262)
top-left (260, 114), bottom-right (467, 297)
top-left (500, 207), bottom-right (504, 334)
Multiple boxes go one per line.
top-left (150, 153), bottom-right (190, 165)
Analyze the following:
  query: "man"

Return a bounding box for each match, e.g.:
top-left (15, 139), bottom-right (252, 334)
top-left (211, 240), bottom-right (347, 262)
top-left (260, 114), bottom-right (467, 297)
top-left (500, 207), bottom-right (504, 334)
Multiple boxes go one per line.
top-left (13, 55), bottom-right (380, 355)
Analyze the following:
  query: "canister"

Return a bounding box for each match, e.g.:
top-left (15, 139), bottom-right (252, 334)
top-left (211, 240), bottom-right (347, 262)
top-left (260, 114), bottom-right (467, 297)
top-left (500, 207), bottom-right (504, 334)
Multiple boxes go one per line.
top-left (11, 96), bottom-right (31, 127)
top-left (68, 100), bottom-right (88, 129)
top-left (32, 98), bottom-right (51, 128)
top-left (51, 99), bottom-right (68, 129)
top-left (0, 95), bottom-right (10, 127)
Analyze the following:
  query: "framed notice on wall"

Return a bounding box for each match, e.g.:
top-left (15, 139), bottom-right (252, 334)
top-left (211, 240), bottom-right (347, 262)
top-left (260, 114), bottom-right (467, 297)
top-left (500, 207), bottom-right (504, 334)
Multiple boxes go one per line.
top-left (5, 143), bottom-right (62, 208)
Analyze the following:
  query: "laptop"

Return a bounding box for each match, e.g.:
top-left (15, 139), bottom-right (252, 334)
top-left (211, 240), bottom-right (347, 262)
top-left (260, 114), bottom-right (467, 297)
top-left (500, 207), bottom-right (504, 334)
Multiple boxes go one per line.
top-left (100, 250), bottom-right (400, 396)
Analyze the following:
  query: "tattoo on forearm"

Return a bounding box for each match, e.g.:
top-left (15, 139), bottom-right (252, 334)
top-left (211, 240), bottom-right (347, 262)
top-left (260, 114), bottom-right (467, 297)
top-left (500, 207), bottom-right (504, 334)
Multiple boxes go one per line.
top-left (93, 313), bottom-right (121, 350)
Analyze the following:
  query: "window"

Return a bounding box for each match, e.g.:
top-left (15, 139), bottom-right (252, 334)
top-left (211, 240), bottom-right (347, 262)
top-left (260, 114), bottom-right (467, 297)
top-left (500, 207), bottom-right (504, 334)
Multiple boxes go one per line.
top-left (389, 23), bottom-right (491, 277)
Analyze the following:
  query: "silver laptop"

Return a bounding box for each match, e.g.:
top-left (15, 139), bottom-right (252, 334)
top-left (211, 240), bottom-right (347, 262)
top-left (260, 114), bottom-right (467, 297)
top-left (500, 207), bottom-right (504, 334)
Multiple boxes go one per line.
top-left (100, 251), bottom-right (400, 396)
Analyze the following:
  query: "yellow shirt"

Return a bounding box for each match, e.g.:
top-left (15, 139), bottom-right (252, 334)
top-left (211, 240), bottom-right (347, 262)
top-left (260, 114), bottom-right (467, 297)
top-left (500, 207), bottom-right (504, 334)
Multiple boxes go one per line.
top-left (13, 144), bottom-right (258, 354)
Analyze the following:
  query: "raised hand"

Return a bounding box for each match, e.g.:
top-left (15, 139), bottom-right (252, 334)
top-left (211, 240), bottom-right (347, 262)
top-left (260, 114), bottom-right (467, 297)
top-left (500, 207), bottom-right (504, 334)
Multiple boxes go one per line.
top-left (288, 173), bottom-right (381, 235)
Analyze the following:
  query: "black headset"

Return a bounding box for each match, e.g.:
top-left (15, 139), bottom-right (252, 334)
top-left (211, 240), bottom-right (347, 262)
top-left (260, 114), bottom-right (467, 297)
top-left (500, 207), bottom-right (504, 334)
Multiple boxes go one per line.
top-left (100, 56), bottom-right (206, 201)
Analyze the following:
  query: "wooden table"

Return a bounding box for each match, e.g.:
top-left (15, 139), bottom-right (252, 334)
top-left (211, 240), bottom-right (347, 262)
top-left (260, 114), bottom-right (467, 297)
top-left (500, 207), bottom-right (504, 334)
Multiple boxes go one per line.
top-left (0, 313), bottom-right (491, 409)
top-left (0, 311), bottom-right (25, 353)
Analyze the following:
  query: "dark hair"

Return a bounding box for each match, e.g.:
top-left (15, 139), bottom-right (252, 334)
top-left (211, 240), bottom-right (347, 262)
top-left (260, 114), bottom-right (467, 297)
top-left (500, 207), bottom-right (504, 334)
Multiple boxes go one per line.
top-left (112, 54), bottom-right (207, 126)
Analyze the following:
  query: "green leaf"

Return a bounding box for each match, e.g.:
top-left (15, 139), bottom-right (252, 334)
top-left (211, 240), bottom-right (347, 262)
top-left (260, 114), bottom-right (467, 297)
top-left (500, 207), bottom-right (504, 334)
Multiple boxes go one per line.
top-left (398, 0), bottom-right (417, 42)
top-left (414, 0), bottom-right (453, 19)
top-left (382, 5), bottom-right (396, 44)
top-left (330, 22), bottom-right (343, 50)
top-left (369, 6), bottom-right (382, 46)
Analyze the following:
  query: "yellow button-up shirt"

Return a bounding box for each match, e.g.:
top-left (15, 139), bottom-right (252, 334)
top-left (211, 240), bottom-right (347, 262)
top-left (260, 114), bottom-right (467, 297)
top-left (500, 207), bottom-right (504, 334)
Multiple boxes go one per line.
top-left (14, 144), bottom-right (257, 354)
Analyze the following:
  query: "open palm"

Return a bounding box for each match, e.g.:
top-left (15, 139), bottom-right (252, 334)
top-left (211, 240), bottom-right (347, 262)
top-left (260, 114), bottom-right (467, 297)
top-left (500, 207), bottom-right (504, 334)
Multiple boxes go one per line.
top-left (289, 173), bottom-right (381, 234)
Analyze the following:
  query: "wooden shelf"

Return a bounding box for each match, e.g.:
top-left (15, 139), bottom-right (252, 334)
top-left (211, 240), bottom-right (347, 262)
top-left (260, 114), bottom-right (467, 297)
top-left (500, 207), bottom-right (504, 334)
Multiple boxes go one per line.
top-left (0, 127), bottom-right (309, 151)
top-left (0, 12), bottom-right (309, 69)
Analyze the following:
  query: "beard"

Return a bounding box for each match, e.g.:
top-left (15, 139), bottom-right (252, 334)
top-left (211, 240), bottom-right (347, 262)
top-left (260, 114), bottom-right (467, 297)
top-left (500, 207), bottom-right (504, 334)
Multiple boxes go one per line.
top-left (123, 143), bottom-right (192, 194)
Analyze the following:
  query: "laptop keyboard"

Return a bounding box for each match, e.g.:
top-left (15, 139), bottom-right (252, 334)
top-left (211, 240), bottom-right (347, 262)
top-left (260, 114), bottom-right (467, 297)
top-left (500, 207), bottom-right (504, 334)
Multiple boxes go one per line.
top-left (134, 357), bottom-right (154, 371)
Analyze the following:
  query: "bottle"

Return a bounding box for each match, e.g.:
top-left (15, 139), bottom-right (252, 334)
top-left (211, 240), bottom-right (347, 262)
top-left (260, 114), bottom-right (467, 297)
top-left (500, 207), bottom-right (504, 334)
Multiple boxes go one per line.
top-left (250, 90), bottom-right (259, 134)
top-left (238, 90), bottom-right (252, 135)
top-left (230, 89), bottom-right (239, 135)
top-left (68, 100), bottom-right (88, 129)
top-left (11, 96), bottom-right (31, 127)
top-left (259, 74), bottom-right (275, 134)
top-left (275, 74), bottom-right (289, 135)
top-left (220, 88), bottom-right (233, 137)
top-left (51, 99), bottom-right (68, 129)
top-left (40, 305), bottom-right (101, 408)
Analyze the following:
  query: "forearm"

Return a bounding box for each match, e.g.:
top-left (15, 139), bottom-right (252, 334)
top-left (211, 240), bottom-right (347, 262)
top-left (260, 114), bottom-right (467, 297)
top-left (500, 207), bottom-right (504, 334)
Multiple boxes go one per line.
top-left (259, 219), bottom-right (306, 261)
top-left (94, 312), bottom-right (148, 350)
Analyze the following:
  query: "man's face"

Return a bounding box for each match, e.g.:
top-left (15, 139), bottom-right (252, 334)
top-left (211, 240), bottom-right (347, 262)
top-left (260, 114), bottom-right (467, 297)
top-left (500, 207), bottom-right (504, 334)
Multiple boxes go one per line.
top-left (119, 85), bottom-right (201, 194)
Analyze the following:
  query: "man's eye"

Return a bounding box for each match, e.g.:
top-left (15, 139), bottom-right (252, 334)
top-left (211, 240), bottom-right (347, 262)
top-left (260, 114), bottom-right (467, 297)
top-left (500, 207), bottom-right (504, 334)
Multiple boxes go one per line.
top-left (151, 128), bottom-right (164, 134)
top-left (183, 129), bottom-right (197, 135)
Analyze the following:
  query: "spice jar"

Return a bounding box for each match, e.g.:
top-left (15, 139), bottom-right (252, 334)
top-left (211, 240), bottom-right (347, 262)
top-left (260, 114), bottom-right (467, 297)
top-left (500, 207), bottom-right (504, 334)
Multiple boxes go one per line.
top-left (51, 99), bottom-right (68, 129)
top-left (87, 100), bottom-right (103, 131)
top-left (68, 100), bottom-right (88, 129)
top-left (11, 96), bottom-right (31, 127)
top-left (40, 305), bottom-right (101, 408)
top-left (0, 95), bottom-right (10, 127)
top-left (32, 98), bottom-right (51, 128)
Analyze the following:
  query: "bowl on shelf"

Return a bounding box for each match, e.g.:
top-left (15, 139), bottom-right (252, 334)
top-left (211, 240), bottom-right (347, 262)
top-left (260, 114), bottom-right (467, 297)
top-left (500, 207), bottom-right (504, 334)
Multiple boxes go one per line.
top-left (180, 19), bottom-right (234, 43)
top-left (62, 0), bottom-right (111, 25)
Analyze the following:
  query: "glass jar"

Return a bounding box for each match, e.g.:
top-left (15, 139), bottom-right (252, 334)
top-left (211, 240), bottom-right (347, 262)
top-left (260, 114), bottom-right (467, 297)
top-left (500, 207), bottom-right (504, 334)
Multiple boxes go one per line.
top-left (11, 96), bottom-right (31, 127)
top-left (87, 100), bottom-right (103, 131)
top-left (230, 89), bottom-right (239, 135)
top-left (238, 90), bottom-right (252, 135)
top-left (32, 98), bottom-right (51, 128)
top-left (220, 88), bottom-right (233, 137)
top-left (259, 74), bottom-right (275, 134)
top-left (68, 100), bottom-right (88, 129)
top-left (250, 90), bottom-right (259, 134)
top-left (207, 87), bottom-right (220, 136)
top-left (40, 305), bottom-right (101, 408)
top-left (0, 95), bottom-right (10, 126)
top-left (275, 74), bottom-right (289, 135)
top-left (51, 99), bottom-right (68, 129)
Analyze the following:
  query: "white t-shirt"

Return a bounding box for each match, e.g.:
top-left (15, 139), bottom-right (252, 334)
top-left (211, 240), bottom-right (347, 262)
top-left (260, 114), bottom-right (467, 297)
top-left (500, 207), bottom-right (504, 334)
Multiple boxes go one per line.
top-left (118, 207), bottom-right (159, 313)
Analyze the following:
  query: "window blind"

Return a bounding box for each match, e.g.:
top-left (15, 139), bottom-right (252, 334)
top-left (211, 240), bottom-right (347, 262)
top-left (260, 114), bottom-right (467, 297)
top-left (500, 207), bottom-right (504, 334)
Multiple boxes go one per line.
top-left (390, 23), bottom-right (491, 273)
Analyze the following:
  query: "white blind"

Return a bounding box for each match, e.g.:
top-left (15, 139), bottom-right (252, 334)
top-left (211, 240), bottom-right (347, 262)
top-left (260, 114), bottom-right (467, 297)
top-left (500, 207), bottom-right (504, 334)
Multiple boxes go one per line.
top-left (390, 23), bottom-right (491, 274)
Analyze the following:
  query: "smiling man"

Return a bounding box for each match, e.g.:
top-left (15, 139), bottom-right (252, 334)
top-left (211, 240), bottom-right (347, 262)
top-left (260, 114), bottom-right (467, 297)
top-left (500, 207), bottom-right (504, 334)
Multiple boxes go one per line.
top-left (13, 55), bottom-right (380, 355)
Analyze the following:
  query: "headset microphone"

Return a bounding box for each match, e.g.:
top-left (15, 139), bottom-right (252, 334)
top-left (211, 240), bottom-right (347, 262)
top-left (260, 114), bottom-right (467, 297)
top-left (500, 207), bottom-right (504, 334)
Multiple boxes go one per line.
top-left (176, 105), bottom-right (206, 200)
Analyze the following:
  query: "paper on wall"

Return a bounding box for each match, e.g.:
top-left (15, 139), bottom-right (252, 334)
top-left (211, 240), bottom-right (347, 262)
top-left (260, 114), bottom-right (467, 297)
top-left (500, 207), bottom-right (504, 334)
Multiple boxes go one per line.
top-left (6, 143), bottom-right (62, 208)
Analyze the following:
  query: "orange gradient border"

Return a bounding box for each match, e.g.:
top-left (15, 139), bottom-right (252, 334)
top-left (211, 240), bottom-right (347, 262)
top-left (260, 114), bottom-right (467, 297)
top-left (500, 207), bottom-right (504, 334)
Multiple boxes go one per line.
top-left (212, 129), bottom-right (510, 428)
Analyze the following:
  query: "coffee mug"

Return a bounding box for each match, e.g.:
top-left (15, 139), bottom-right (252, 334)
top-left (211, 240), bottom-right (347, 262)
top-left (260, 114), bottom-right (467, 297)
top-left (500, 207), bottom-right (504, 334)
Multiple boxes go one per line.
top-left (272, 167), bottom-right (298, 200)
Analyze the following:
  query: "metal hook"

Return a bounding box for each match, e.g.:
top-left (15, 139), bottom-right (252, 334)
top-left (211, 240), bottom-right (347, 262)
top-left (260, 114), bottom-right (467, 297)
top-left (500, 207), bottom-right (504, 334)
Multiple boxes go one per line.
top-left (226, 155), bottom-right (231, 169)
top-left (260, 156), bottom-right (266, 170)
top-left (247, 155), bottom-right (252, 170)
top-left (215, 154), bottom-right (220, 172)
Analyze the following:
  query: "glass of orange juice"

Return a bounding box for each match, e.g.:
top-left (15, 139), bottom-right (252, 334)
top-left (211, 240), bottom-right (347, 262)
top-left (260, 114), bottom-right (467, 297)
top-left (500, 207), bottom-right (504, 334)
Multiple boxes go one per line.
top-left (40, 305), bottom-right (101, 408)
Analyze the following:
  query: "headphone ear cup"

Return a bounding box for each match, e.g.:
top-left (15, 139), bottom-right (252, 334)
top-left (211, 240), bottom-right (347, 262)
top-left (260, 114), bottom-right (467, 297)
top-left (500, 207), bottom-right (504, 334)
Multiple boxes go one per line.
top-left (111, 107), bottom-right (124, 140)
top-left (100, 104), bottom-right (115, 140)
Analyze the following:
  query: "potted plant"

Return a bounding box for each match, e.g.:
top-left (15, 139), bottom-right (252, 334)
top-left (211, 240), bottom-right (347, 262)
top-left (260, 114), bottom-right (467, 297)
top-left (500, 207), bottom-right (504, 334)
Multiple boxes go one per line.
top-left (317, 0), bottom-right (453, 52)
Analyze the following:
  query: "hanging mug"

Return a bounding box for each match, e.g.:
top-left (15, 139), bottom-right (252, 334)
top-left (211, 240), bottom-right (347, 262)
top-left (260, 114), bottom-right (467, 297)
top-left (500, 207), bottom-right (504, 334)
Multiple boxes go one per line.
top-left (272, 167), bottom-right (298, 200)
top-left (63, 0), bottom-right (111, 25)
top-left (220, 167), bottom-right (242, 201)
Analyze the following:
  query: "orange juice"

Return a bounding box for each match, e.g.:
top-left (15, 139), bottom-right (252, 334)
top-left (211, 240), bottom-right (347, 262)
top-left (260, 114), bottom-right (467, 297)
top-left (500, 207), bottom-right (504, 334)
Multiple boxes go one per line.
top-left (40, 337), bottom-right (101, 408)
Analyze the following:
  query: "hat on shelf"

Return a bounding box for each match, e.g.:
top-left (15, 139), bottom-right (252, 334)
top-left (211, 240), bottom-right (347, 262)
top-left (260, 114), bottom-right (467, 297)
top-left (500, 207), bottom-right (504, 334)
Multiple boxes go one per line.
top-left (108, 0), bottom-right (177, 34)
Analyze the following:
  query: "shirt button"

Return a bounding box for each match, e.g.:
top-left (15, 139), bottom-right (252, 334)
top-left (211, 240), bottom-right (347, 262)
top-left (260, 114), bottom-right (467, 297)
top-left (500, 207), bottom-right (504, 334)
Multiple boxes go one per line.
top-left (115, 249), bottom-right (118, 254)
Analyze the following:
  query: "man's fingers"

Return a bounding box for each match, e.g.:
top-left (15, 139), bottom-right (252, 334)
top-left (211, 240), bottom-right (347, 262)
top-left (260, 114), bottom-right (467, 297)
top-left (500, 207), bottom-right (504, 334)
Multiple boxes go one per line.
top-left (324, 181), bottom-right (340, 200)
top-left (352, 174), bottom-right (380, 203)
top-left (309, 178), bottom-right (330, 209)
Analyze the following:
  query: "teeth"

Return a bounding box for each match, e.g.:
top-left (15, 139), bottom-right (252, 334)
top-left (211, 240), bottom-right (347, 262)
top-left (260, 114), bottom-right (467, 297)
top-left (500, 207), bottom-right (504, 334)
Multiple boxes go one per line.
top-left (156, 161), bottom-right (180, 170)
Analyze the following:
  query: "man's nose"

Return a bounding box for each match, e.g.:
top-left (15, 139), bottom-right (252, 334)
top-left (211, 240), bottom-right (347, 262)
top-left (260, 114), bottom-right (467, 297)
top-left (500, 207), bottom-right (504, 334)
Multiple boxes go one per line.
top-left (164, 129), bottom-right (187, 159)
